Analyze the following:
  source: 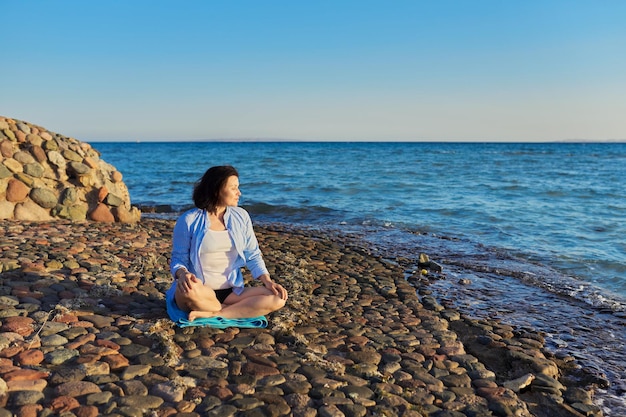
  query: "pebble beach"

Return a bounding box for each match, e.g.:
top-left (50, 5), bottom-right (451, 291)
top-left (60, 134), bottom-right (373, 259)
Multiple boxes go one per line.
top-left (0, 219), bottom-right (603, 417)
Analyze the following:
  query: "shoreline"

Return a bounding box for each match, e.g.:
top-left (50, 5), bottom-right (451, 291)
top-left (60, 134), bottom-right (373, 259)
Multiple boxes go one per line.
top-left (0, 219), bottom-right (603, 416)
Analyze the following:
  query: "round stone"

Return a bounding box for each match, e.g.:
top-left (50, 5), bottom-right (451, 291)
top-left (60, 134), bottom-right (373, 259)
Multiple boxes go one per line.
top-left (30, 145), bottom-right (47, 163)
top-left (6, 179), bottom-right (29, 203)
top-left (3, 158), bottom-right (22, 173)
top-left (54, 381), bottom-right (101, 397)
top-left (0, 140), bottom-right (14, 157)
top-left (13, 151), bottom-right (35, 164)
top-left (47, 150), bottom-right (65, 167)
top-left (62, 149), bottom-right (83, 162)
top-left (8, 390), bottom-right (44, 406)
top-left (40, 334), bottom-right (70, 347)
top-left (23, 162), bottom-right (45, 178)
top-left (0, 164), bottom-right (12, 179)
top-left (45, 348), bottom-right (79, 365)
top-left (30, 187), bottom-right (58, 208)
top-left (68, 161), bottom-right (90, 175)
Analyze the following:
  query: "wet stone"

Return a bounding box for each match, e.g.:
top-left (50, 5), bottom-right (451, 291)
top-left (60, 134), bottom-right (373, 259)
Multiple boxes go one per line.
top-left (571, 402), bottom-right (603, 416)
top-left (564, 387), bottom-right (593, 404)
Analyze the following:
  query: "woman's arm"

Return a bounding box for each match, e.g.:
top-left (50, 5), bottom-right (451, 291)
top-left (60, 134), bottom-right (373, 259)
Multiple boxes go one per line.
top-left (240, 212), bottom-right (270, 279)
top-left (170, 215), bottom-right (193, 278)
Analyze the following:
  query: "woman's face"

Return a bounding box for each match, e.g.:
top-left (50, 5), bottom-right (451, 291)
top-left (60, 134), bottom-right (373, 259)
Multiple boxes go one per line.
top-left (219, 175), bottom-right (241, 207)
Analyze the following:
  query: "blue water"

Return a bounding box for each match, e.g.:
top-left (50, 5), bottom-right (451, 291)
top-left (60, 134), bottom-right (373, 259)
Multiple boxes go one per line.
top-left (95, 141), bottom-right (626, 301)
top-left (93, 141), bottom-right (626, 414)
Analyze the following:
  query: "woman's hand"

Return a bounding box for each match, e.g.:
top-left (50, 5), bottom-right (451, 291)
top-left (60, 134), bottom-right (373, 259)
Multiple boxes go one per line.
top-left (259, 274), bottom-right (288, 300)
top-left (175, 268), bottom-right (200, 293)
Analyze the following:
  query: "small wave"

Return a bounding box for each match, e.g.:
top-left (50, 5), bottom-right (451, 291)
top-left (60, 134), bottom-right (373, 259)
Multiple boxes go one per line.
top-left (244, 202), bottom-right (339, 223)
top-left (137, 203), bottom-right (192, 214)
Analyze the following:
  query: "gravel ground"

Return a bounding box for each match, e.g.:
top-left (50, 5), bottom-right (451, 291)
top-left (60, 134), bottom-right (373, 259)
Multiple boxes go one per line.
top-left (0, 219), bottom-right (601, 417)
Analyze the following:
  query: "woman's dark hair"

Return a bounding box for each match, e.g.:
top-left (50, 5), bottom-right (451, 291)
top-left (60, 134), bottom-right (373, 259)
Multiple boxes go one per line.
top-left (193, 165), bottom-right (239, 212)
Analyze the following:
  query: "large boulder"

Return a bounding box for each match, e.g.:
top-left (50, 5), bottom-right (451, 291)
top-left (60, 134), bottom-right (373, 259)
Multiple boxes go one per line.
top-left (0, 116), bottom-right (140, 223)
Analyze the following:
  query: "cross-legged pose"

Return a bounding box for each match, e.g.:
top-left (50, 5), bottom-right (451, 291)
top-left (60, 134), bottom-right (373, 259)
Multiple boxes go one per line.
top-left (169, 165), bottom-right (287, 321)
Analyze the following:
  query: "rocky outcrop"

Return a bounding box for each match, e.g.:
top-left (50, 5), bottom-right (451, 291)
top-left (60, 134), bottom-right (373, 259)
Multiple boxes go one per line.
top-left (0, 116), bottom-right (140, 223)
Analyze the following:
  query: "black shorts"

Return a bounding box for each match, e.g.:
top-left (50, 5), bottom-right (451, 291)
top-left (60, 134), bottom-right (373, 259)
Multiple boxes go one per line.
top-left (214, 288), bottom-right (233, 304)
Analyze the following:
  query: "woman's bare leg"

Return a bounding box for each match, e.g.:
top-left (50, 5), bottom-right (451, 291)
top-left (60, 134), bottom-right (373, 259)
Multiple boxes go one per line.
top-left (188, 286), bottom-right (287, 321)
top-left (175, 281), bottom-right (221, 315)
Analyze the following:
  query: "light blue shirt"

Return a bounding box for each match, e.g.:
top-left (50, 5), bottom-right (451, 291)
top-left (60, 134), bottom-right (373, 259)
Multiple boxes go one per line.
top-left (169, 206), bottom-right (269, 295)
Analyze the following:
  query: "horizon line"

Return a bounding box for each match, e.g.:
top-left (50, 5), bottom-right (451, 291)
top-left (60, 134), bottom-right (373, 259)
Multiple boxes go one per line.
top-left (87, 138), bottom-right (626, 144)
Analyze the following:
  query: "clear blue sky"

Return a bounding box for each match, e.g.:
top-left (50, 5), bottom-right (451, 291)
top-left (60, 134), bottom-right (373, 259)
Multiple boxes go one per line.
top-left (3, 0), bottom-right (625, 141)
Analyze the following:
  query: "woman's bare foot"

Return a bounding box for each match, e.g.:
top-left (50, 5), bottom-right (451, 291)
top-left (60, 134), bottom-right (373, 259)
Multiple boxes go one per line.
top-left (188, 310), bottom-right (220, 321)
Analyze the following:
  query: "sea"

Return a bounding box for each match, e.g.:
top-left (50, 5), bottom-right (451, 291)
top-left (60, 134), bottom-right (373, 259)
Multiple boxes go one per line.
top-left (93, 141), bottom-right (626, 415)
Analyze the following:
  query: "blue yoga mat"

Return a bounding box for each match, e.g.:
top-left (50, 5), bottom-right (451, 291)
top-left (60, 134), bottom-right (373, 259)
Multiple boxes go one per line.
top-left (165, 285), bottom-right (268, 329)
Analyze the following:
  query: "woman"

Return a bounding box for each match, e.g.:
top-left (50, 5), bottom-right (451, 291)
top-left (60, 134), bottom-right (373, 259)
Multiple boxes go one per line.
top-left (169, 165), bottom-right (287, 321)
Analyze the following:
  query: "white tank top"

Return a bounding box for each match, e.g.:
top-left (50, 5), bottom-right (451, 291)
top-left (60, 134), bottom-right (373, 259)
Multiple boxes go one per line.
top-left (199, 230), bottom-right (238, 289)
